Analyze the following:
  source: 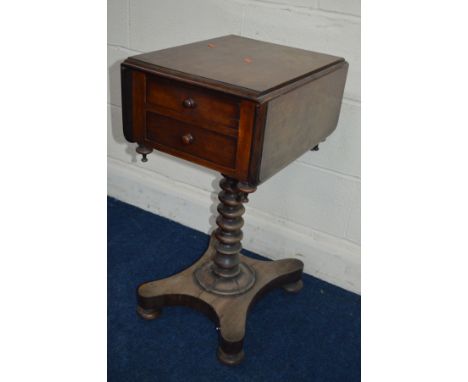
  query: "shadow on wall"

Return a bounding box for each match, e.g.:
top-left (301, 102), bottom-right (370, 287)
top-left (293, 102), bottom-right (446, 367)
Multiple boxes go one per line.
top-left (209, 174), bottom-right (223, 236)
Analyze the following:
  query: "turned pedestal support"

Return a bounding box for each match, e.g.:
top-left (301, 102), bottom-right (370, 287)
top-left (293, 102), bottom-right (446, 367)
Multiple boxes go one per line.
top-left (136, 174), bottom-right (304, 365)
top-left (194, 176), bottom-right (257, 295)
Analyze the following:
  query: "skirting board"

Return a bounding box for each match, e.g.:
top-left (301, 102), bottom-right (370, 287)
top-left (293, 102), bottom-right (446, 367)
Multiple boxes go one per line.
top-left (108, 157), bottom-right (361, 294)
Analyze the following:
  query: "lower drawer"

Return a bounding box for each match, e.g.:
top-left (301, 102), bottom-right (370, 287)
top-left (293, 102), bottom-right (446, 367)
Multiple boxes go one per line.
top-left (145, 112), bottom-right (238, 169)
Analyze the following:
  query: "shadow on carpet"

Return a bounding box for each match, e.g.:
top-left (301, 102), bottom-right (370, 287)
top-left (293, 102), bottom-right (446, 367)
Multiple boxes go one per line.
top-left (108, 197), bottom-right (360, 382)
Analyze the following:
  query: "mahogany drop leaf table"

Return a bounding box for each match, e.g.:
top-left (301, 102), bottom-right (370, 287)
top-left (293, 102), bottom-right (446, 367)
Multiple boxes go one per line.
top-left (121, 35), bottom-right (348, 365)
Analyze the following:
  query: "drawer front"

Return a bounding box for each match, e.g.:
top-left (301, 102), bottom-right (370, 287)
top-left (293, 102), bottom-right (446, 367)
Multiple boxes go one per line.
top-left (146, 76), bottom-right (240, 129)
top-left (145, 112), bottom-right (237, 169)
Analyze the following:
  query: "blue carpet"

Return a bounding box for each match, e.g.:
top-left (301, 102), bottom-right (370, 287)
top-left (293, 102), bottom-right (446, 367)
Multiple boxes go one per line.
top-left (108, 197), bottom-right (360, 381)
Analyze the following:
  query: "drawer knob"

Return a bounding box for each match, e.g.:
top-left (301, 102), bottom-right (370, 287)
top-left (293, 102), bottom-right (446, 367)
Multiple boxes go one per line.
top-left (181, 133), bottom-right (194, 145)
top-left (182, 97), bottom-right (196, 108)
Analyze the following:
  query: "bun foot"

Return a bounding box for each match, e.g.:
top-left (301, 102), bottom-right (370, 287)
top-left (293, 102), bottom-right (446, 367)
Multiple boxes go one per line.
top-left (282, 279), bottom-right (304, 293)
top-left (137, 305), bottom-right (161, 320)
top-left (217, 347), bottom-right (245, 366)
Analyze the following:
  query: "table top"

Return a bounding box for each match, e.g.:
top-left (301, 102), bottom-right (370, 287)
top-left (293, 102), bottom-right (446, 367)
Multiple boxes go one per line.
top-left (126, 35), bottom-right (344, 98)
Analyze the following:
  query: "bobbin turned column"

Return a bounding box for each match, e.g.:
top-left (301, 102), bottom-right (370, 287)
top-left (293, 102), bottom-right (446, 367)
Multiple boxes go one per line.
top-left (195, 176), bottom-right (257, 295)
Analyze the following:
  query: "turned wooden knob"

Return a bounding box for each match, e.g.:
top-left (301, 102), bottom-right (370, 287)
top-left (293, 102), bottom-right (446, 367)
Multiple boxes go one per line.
top-left (136, 145), bottom-right (153, 162)
top-left (181, 133), bottom-right (194, 145)
top-left (237, 182), bottom-right (257, 203)
top-left (182, 97), bottom-right (196, 108)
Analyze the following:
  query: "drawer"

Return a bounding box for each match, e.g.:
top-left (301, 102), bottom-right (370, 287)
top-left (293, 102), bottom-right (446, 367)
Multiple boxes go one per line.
top-left (145, 112), bottom-right (237, 169)
top-left (146, 76), bottom-right (240, 129)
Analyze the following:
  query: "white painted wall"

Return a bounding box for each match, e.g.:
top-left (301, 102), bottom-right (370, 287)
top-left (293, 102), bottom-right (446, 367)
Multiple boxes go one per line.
top-left (107, 0), bottom-right (361, 293)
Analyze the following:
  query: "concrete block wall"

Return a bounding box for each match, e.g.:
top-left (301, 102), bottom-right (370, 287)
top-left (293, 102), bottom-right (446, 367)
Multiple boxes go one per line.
top-left (107, 0), bottom-right (361, 293)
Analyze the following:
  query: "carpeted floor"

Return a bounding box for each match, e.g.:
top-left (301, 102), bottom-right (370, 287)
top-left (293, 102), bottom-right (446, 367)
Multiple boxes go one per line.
top-left (108, 197), bottom-right (360, 381)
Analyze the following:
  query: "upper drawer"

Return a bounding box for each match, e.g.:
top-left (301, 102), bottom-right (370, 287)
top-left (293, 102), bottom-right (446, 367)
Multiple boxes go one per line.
top-left (146, 75), bottom-right (240, 129)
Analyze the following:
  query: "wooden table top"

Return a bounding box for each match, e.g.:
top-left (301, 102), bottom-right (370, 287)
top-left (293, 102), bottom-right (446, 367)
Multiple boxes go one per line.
top-left (126, 35), bottom-right (343, 98)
